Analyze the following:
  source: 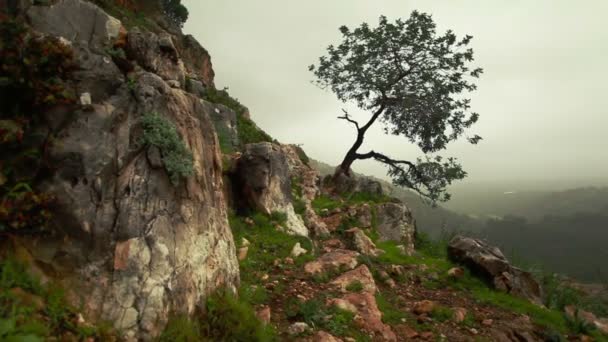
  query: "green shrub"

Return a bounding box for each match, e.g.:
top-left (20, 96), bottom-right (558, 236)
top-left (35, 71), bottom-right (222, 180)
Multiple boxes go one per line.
top-left (430, 306), bottom-right (454, 322)
top-left (292, 145), bottom-right (310, 165)
top-left (285, 298), bottom-right (360, 338)
top-left (200, 291), bottom-right (277, 341)
top-left (140, 112), bottom-right (194, 185)
top-left (237, 115), bottom-right (274, 146)
top-left (161, 0), bottom-right (189, 28)
top-left (203, 87), bottom-right (247, 116)
top-left (0, 19), bottom-right (76, 115)
top-left (0, 259), bottom-right (108, 340)
top-left (159, 315), bottom-right (201, 342)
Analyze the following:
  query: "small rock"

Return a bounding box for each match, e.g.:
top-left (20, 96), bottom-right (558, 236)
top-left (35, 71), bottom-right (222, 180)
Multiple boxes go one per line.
top-left (291, 242), bottom-right (308, 258)
top-left (389, 265), bottom-right (405, 276)
top-left (385, 278), bottom-right (396, 288)
top-left (447, 267), bottom-right (464, 278)
top-left (167, 80), bottom-right (181, 88)
top-left (482, 318), bottom-right (493, 326)
top-left (399, 325), bottom-right (418, 339)
top-left (420, 331), bottom-right (434, 340)
top-left (313, 331), bottom-right (343, 342)
top-left (79, 92), bottom-right (92, 106)
top-left (260, 274), bottom-right (269, 281)
top-left (238, 246), bottom-right (249, 261)
top-left (469, 328), bottom-right (478, 335)
top-left (284, 257), bottom-right (294, 265)
top-left (378, 270), bottom-right (390, 280)
top-left (452, 307), bottom-right (468, 323)
top-left (241, 238), bottom-right (250, 247)
top-left (296, 294), bottom-right (307, 302)
top-left (413, 300), bottom-right (437, 315)
top-left (288, 322), bottom-right (310, 336)
top-left (331, 265), bottom-right (377, 294)
top-left (245, 217), bottom-right (255, 226)
top-left (273, 258), bottom-right (281, 266)
top-left (256, 306), bottom-right (271, 324)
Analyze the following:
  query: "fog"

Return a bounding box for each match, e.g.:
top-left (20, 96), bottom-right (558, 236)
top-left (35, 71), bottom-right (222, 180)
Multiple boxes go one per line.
top-left (183, 0), bottom-right (608, 191)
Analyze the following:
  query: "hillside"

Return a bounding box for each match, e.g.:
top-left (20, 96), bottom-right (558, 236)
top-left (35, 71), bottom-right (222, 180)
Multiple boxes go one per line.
top-left (1, 1), bottom-right (607, 341)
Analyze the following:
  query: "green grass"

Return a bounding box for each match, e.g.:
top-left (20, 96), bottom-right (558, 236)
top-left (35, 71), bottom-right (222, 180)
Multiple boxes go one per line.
top-left (430, 306), bottom-right (454, 322)
top-left (285, 298), bottom-right (370, 341)
top-left (311, 195), bottom-right (342, 215)
top-left (375, 292), bottom-right (407, 325)
top-left (237, 115), bottom-right (275, 146)
top-left (345, 280), bottom-right (364, 293)
top-left (0, 259), bottom-right (109, 341)
top-left (160, 291), bottom-right (277, 342)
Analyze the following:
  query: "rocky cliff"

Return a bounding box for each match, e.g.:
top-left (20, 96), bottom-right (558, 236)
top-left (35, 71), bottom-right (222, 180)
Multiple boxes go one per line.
top-left (2, 0), bottom-right (237, 339)
top-left (1, 1), bottom-right (607, 341)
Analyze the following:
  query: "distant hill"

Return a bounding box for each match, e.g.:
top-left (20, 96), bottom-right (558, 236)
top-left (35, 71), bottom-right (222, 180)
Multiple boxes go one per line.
top-left (444, 186), bottom-right (608, 221)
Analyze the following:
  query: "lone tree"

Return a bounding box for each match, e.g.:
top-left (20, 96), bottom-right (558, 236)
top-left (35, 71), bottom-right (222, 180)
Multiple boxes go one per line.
top-left (309, 11), bottom-right (483, 203)
top-left (160, 0), bottom-right (189, 28)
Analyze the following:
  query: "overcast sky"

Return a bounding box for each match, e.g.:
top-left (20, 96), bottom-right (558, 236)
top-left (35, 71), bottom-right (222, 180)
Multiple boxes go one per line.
top-left (183, 0), bottom-right (608, 190)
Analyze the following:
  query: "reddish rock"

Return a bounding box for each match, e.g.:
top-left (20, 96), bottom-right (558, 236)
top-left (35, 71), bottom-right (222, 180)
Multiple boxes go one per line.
top-left (482, 318), bottom-right (493, 326)
top-left (304, 249), bottom-right (359, 275)
top-left (333, 292), bottom-right (396, 341)
top-left (413, 300), bottom-right (437, 315)
top-left (346, 228), bottom-right (383, 257)
top-left (113, 240), bottom-right (131, 271)
top-left (396, 325), bottom-right (419, 339)
top-left (420, 331), bottom-right (434, 340)
top-left (238, 246), bottom-right (249, 261)
top-left (452, 307), bottom-right (468, 323)
top-left (331, 265), bottom-right (377, 294)
top-left (312, 331), bottom-right (344, 342)
top-left (256, 306), bottom-right (271, 324)
top-left (447, 267), bottom-right (465, 278)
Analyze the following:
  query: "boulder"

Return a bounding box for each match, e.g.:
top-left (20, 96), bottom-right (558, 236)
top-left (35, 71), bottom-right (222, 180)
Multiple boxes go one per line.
top-left (236, 142), bottom-right (308, 236)
top-left (346, 228), bottom-right (383, 257)
top-left (332, 172), bottom-right (386, 196)
top-left (329, 292), bottom-right (396, 341)
top-left (27, 0), bottom-right (121, 50)
top-left (448, 236), bottom-right (542, 304)
top-left (304, 249), bottom-right (359, 275)
top-left (375, 203), bottom-right (416, 256)
top-left (331, 265), bottom-right (377, 294)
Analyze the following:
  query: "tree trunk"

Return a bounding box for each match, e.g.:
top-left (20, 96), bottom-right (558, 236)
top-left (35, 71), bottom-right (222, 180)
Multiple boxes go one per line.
top-left (334, 131), bottom-right (365, 178)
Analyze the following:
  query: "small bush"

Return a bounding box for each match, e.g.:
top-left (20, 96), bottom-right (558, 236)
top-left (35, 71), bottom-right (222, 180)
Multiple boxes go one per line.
top-left (237, 115), bottom-right (274, 146)
top-left (292, 145), bottom-right (310, 165)
top-left (200, 291), bottom-right (277, 341)
top-left (140, 112), bottom-right (194, 185)
top-left (430, 306), bottom-right (454, 322)
top-left (286, 298), bottom-right (361, 338)
top-left (312, 195), bottom-right (341, 215)
top-left (203, 87), bottom-right (247, 116)
top-left (159, 315), bottom-right (201, 342)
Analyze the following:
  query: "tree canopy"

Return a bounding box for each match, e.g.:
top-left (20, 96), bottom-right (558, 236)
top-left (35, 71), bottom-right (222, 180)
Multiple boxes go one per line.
top-left (161, 0), bottom-right (189, 28)
top-left (309, 11), bottom-right (483, 204)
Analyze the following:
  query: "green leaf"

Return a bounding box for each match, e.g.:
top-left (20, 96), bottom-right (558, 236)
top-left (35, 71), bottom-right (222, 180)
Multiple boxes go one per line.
top-left (0, 318), bottom-right (17, 336)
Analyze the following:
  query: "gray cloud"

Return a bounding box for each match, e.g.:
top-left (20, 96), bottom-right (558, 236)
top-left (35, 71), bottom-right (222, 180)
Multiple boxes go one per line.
top-left (183, 0), bottom-right (608, 189)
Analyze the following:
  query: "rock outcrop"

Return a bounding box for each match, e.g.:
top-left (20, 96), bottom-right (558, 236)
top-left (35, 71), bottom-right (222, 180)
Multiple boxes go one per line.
top-left (448, 236), bottom-right (542, 304)
top-left (236, 142), bottom-right (309, 236)
top-left (9, 1), bottom-right (240, 339)
top-left (375, 202), bottom-right (417, 256)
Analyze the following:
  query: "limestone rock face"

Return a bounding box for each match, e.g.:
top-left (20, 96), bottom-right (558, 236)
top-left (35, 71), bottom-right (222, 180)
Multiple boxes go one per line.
top-left (207, 102), bottom-right (239, 151)
top-left (175, 34), bottom-right (216, 88)
top-left (125, 27), bottom-right (186, 86)
top-left (236, 142), bottom-right (309, 236)
top-left (332, 172), bottom-right (387, 196)
top-left (27, 0), bottom-right (122, 50)
top-left (375, 202), bottom-right (416, 256)
top-left (448, 236), bottom-right (542, 304)
top-left (12, 2), bottom-right (240, 340)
